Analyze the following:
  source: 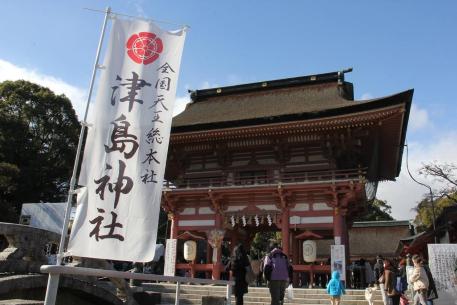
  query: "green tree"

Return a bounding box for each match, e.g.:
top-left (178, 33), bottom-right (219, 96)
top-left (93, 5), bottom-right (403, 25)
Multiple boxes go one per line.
top-left (0, 80), bottom-right (80, 222)
top-left (354, 198), bottom-right (394, 221)
top-left (0, 162), bottom-right (20, 221)
top-left (413, 194), bottom-right (456, 233)
top-left (250, 231), bottom-right (281, 259)
top-left (413, 162), bottom-right (457, 232)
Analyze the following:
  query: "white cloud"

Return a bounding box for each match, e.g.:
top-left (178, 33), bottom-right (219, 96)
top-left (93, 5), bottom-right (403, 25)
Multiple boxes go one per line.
top-left (173, 95), bottom-right (191, 116)
top-left (409, 104), bottom-right (430, 131)
top-left (377, 131), bottom-right (457, 220)
top-left (360, 92), bottom-right (373, 100)
top-left (0, 59), bottom-right (87, 120)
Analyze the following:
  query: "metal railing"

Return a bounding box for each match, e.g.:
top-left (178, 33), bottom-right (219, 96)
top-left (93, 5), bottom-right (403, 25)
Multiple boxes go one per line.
top-left (40, 265), bottom-right (233, 305)
top-left (164, 168), bottom-right (366, 189)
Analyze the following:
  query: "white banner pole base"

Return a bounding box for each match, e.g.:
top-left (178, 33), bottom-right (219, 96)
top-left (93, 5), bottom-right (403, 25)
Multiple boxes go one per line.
top-left (43, 274), bottom-right (60, 305)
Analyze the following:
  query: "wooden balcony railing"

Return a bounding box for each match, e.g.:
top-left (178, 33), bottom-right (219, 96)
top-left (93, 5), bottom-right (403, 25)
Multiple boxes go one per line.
top-left (164, 168), bottom-right (366, 189)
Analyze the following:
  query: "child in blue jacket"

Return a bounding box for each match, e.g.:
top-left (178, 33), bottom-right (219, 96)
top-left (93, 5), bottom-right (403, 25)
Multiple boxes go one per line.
top-left (327, 271), bottom-right (346, 305)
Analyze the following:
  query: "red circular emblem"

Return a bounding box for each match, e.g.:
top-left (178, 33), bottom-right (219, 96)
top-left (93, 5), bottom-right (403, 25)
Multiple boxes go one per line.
top-left (126, 32), bottom-right (163, 65)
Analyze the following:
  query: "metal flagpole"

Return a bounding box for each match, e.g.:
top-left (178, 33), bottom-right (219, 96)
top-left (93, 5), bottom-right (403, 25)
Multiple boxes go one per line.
top-left (43, 7), bottom-right (111, 305)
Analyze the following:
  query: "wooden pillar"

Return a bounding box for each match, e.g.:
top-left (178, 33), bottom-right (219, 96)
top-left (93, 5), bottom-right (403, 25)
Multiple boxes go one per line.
top-left (291, 231), bottom-right (299, 286)
top-left (281, 209), bottom-right (290, 256)
top-left (342, 214), bottom-right (350, 263)
top-left (170, 213), bottom-right (179, 239)
top-left (190, 260), bottom-right (196, 278)
top-left (334, 206), bottom-right (350, 278)
top-left (333, 207), bottom-right (343, 245)
top-left (206, 242), bottom-right (212, 264)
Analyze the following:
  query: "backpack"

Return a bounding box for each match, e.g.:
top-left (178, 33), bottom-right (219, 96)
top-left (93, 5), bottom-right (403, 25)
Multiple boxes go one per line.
top-left (263, 252), bottom-right (291, 282)
top-left (386, 270), bottom-right (400, 297)
top-left (395, 275), bottom-right (407, 293)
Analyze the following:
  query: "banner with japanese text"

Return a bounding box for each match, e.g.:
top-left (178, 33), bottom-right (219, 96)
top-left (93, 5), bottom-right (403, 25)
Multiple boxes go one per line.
top-left (67, 17), bottom-right (186, 262)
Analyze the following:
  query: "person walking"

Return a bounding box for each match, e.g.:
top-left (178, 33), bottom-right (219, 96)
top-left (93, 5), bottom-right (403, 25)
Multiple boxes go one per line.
top-left (227, 244), bottom-right (251, 305)
top-left (326, 270), bottom-right (346, 305)
top-left (410, 255), bottom-right (429, 305)
top-left (263, 244), bottom-right (292, 305)
top-left (374, 256), bottom-right (387, 305)
top-left (383, 259), bottom-right (400, 305)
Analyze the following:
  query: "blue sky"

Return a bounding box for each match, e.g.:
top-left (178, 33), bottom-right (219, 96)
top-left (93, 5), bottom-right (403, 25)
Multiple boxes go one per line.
top-left (1, 0), bottom-right (456, 220)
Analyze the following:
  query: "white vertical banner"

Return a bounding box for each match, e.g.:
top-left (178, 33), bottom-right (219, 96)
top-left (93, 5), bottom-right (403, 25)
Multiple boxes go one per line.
top-left (331, 245), bottom-right (346, 281)
top-left (67, 17), bottom-right (186, 262)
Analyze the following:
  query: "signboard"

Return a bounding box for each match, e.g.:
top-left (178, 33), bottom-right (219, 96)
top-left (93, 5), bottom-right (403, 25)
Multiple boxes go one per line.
top-left (428, 244), bottom-right (457, 305)
top-left (67, 17), bottom-right (186, 262)
top-left (164, 238), bottom-right (177, 276)
top-left (331, 244), bottom-right (346, 281)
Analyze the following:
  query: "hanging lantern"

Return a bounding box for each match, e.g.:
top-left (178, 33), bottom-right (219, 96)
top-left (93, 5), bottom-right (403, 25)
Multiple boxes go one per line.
top-left (302, 240), bottom-right (317, 263)
top-left (184, 240), bottom-right (197, 262)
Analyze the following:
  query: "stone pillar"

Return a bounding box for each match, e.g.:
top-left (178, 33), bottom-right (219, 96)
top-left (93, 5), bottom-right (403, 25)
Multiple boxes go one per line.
top-left (281, 209), bottom-right (290, 256)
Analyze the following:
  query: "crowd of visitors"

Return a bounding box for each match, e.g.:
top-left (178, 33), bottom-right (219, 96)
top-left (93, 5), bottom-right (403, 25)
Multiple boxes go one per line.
top-left (221, 244), bottom-right (439, 305)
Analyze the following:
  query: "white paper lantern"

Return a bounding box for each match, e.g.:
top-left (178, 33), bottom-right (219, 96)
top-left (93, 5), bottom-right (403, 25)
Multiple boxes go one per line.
top-left (302, 240), bottom-right (317, 263)
top-left (184, 240), bottom-right (197, 262)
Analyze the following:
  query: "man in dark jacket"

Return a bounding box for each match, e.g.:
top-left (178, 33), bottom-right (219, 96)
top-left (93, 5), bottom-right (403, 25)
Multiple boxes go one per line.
top-left (264, 244), bottom-right (292, 305)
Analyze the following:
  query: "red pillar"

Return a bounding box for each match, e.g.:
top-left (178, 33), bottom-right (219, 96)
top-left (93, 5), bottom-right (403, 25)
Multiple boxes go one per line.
top-left (333, 207), bottom-right (343, 245)
top-left (334, 207), bottom-right (350, 280)
top-left (170, 213), bottom-right (179, 239)
top-left (281, 209), bottom-right (290, 256)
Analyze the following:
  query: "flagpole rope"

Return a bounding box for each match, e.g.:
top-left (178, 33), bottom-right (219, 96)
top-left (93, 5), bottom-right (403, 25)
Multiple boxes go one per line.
top-left (83, 7), bottom-right (190, 29)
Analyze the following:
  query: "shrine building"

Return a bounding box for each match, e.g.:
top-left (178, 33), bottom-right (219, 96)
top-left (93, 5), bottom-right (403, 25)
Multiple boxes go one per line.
top-left (161, 69), bottom-right (413, 280)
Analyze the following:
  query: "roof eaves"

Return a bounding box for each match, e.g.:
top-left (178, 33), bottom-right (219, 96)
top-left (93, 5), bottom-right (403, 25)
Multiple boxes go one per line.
top-left (352, 220), bottom-right (411, 228)
top-left (171, 89), bottom-right (414, 133)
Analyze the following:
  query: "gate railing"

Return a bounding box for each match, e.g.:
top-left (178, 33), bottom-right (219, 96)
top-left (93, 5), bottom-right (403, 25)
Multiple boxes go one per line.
top-left (41, 265), bottom-right (233, 305)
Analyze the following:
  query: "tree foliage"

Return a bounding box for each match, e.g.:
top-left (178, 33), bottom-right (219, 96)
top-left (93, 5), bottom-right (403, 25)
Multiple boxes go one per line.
top-left (250, 231), bottom-right (281, 259)
top-left (413, 161), bottom-right (457, 232)
top-left (355, 198), bottom-right (394, 221)
top-left (0, 80), bottom-right (80, 222)
top-left (413, 195), bottom-right (455, 233)
top-left (419, 162), bottom-right (457, 205)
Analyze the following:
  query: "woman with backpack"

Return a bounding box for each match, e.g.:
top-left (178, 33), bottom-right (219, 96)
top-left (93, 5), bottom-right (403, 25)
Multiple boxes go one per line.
top-left (382, 259), bottom-right (401, 305)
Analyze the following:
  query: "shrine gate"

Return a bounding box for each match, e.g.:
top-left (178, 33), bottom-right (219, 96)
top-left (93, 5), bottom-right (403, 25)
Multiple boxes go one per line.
top-left (161, 69), bottom-right (412, 281)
